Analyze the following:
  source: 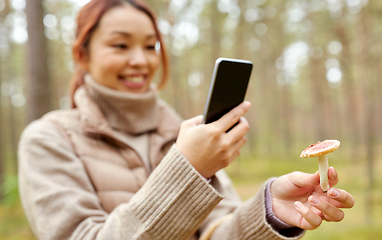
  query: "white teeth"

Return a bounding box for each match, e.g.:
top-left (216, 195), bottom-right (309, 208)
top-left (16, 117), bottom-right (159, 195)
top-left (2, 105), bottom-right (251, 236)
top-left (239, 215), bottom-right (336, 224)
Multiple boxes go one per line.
top-left (125, 76), bottom-right (144, 83)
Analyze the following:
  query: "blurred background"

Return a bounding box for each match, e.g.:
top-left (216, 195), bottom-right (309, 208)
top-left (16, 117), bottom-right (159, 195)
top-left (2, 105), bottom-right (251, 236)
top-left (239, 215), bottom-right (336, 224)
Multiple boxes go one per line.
top-left (0, 0), bottom-right (381, 239)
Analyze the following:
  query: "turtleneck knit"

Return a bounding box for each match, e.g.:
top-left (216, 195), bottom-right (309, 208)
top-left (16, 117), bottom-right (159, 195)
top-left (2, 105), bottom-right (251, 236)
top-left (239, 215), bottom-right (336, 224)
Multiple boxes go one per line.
top-left (84, 74), bottom-right (159, 135)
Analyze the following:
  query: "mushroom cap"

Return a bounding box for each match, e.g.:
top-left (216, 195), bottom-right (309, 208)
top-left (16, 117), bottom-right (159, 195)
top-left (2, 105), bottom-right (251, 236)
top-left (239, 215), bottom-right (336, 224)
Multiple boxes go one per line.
top-left (300, 140), bottom-right (340, 158)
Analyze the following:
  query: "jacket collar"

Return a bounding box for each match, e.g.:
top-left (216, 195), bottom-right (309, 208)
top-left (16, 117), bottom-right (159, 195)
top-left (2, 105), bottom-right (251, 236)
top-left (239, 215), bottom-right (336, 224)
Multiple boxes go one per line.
top-left (73, 86), bottom-right (183, 148)
top-left (74, 87), bottom-right (122, 143)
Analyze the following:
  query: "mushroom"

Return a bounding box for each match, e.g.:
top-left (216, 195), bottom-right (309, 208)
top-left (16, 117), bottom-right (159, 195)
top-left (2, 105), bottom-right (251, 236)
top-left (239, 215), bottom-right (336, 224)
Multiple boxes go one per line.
top-left (300, 140), bottom-right (340, 192)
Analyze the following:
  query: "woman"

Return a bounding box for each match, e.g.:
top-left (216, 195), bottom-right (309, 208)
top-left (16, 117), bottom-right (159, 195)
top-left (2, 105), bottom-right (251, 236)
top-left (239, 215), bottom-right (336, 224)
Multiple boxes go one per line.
top-left (18, 0), bottom-right (354, 239)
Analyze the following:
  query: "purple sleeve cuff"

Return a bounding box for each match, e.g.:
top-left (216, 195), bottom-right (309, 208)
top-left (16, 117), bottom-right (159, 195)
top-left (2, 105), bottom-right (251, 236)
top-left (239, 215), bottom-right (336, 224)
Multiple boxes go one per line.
top-left (265, 177), bottom-right (294, 230)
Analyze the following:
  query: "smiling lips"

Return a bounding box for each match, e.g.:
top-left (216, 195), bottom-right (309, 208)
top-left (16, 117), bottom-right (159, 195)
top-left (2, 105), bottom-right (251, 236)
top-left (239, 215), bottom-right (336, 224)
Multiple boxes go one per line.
top-left (119, 75), bottom-right (146, 88)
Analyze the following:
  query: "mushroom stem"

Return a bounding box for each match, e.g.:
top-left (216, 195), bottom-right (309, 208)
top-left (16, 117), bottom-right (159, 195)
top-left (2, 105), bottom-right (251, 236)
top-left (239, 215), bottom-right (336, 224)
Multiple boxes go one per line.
top-left (317, 154), bottom-right (329, 192)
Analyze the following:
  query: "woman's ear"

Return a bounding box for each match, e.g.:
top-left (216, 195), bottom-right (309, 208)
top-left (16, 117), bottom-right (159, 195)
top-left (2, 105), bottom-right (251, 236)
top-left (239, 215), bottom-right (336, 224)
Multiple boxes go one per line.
top-left (76, 48), bottom-right (90, 71)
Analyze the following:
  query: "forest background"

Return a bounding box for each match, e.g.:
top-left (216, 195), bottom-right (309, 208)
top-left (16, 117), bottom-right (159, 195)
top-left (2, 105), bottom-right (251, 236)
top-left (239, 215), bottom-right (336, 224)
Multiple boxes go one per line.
top-left (0, 0), bottom-right (381, 239)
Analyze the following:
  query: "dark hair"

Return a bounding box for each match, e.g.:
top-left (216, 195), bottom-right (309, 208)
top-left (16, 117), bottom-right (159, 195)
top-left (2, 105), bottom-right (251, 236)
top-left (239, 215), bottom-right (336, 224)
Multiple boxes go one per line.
top-left (70, 0), bottom-right (169, 108)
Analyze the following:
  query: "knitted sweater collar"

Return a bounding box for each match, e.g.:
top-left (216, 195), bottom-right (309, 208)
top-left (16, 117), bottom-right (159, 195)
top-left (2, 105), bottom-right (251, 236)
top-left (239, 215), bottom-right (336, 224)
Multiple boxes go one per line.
top-left (83, 74), bottom-right (159, 135)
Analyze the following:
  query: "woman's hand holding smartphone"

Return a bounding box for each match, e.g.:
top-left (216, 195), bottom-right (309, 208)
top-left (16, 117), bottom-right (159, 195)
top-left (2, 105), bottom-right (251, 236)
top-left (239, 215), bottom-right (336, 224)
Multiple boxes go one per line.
top-left (176, 58), bottom-right (253, 178)
top-left (176, 102), bottom-right (251, 178)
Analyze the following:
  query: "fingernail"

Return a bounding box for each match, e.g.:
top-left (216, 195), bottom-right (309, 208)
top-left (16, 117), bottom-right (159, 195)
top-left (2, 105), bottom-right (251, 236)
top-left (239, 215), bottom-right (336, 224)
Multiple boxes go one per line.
top-left (295, 201), bottom-right (303, 209)
top-left (309, 196), bottom-right (320, 205)
top-left (330, 167), bottom-right (337, 179)
top-left (329, 188), bottom-right (340, 198)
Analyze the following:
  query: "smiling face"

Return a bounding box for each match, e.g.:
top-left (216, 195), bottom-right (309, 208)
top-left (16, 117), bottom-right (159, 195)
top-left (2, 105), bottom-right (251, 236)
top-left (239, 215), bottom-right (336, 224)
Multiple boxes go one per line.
top-left (81, 4), bottom-right (160, 94)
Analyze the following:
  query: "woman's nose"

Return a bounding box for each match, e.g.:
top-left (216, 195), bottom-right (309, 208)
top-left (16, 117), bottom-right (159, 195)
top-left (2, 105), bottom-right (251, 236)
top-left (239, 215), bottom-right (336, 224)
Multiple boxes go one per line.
top-left (128, 47), bottom-right (148, 67)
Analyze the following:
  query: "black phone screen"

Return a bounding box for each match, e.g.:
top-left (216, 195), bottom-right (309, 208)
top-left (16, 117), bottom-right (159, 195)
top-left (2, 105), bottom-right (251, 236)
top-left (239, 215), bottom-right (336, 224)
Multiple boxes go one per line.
top-left (203, 58), bottom-right (253, 125)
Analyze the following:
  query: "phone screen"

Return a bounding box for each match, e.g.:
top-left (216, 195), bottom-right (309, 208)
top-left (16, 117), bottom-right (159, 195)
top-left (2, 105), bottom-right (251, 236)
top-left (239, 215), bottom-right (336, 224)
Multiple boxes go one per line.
top-left (203, 58), bottom-right (253, 125)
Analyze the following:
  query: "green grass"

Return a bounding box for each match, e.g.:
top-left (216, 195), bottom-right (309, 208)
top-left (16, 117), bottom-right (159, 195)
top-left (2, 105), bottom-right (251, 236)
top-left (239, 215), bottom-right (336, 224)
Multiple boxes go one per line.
top-left (0, 174), bottom-right (36, 240)
top-left (0, 203), bottom-right (35, 240)
top-left (0, 154), bottom-right (381, 239)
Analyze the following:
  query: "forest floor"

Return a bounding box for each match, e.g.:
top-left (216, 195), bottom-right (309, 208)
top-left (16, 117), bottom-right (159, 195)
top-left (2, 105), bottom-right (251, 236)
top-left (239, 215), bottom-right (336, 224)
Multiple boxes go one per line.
top-left (0, 155), bottom-right (381, 240)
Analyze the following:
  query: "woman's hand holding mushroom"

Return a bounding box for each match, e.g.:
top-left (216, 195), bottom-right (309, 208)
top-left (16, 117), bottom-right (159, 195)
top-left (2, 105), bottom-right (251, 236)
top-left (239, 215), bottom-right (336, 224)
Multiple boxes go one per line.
top-left (270, 168), bottom-right (355, 230)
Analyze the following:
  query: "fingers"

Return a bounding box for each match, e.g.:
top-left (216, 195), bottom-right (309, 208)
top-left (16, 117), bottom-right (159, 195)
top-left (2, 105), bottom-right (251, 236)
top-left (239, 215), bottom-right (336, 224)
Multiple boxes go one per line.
top-left (295, 194), bottom-right (346, 229)
top-left (308, 195), bottom-right (344, 222)
top-left (221, 117), bottom-right (249, 165)
top-left (328, 167), bottom-right (339, 188)
top-left (213, 101), bottom-right (251, 132)
top-left (230, 136), bottom-right (247, 155)
top-left (294, 201), bottom-right (322, 230)
top-left (226, 117), bottom-right (250, 142)
top-left (328, 188), bottom-right (355, 208)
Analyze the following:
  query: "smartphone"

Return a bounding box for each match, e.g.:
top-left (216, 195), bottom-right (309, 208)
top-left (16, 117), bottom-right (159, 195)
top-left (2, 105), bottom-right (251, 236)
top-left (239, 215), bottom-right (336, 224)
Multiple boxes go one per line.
top-left (202, 58), bottom-right (253, 128)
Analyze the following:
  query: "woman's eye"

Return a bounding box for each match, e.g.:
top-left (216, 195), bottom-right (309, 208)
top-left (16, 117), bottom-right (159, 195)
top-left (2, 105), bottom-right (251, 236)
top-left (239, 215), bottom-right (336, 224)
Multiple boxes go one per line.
top-left (113, 44), bottom-right (128, 49)
top-left (146, 45), bottom-right (156, 50)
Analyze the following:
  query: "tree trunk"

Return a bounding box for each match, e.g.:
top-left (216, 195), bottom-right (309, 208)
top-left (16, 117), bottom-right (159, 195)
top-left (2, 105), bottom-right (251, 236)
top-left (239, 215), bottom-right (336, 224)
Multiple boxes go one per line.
top-left (0, 0), bottom-right (10, 201)
top-left (0, 33), bottom-right (3, 202)
top-left (335, 15), bottom-right (360, 162)
top-left (25, 0), bottom-right (51, 124)
top-left (210, 0), bottom-right (221, 66)
top-left (358, 5), bottom-right (374, 225)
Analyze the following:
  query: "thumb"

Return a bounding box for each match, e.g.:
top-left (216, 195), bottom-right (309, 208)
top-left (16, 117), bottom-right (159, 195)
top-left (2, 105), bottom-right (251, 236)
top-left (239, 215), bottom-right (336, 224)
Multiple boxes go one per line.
top-left (288, 171), bottom-right (320, 188)
top-left (182, 115), bottom-right (203, 128)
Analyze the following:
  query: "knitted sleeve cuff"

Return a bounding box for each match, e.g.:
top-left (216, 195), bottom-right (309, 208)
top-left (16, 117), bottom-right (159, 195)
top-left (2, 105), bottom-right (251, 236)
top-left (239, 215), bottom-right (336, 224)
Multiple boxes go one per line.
top-left (264, 178), bottom-right (306, 238)
top-left (265, 178), bottom-right (294, 230)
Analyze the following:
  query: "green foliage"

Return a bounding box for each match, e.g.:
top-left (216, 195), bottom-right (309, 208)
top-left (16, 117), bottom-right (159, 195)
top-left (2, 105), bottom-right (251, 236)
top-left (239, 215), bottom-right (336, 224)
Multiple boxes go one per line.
top-left (1, 174), bottom-right (20, 207)
top-left (0, 175), bottom-right (35, 240)
top-left (0, 201), bottom-right (36, 240)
